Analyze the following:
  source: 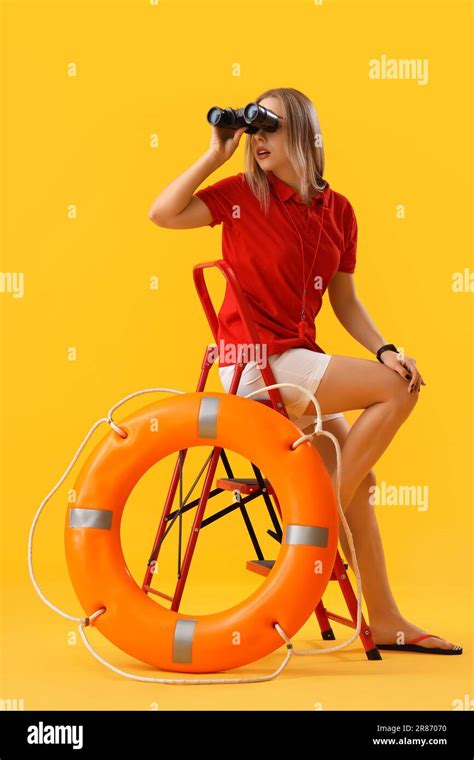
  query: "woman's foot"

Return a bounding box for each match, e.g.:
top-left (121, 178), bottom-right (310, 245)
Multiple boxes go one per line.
top-left (370, 615), bottom-right (461, 651)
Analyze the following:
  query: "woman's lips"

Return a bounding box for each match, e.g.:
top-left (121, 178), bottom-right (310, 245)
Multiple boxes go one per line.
top-left (257, 151), bottom-right (271, 159)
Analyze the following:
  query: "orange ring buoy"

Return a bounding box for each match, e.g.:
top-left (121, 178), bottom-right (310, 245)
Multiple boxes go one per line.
top-left (65, 392), bottom-right (338, 674)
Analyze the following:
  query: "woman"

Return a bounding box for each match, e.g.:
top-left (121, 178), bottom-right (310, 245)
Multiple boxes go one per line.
top-left (148, 87), bottom-right (461, 655)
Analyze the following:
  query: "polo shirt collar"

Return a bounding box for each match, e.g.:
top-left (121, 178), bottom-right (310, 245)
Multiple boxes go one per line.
top-left (267, 170), bottom-right (330, 207)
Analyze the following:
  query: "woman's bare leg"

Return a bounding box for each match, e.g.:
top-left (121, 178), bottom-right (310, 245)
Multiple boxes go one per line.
top-left (302, 414), bottom-right (460, 650)
top-left (301, 355), bottom-right (419, 510)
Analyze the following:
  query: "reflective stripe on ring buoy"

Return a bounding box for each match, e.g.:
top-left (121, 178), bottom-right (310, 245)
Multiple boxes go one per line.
top-left (65, 392), bottom-right (338, 674)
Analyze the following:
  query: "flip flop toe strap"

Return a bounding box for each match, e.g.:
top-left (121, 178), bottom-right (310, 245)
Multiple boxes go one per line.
top-left (405, 633), bottom-right (461, 650)
top-left (405, 634), bottom-right (439, 645)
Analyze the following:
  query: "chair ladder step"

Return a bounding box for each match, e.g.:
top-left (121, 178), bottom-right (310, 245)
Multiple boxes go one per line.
top-left (247, 559), bottom-right (348, 579)
top-left (246, 559), bottom-right (275, 577)
top-left (216, 477), bottom-right (274, 495)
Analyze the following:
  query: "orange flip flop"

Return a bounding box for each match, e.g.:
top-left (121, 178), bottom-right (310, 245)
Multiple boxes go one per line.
top-left (376, 633), bottom-right (463, 655)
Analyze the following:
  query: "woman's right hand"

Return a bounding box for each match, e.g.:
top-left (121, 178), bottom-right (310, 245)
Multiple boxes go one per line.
top-left (208, 124), bottom-right (247, 165)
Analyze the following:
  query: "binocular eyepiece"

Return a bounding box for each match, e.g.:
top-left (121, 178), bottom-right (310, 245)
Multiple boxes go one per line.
top-left (207, 102), bottom-right (281, 134)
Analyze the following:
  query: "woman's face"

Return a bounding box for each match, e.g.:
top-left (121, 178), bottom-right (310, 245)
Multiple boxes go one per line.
top-left (250, 97), bottom-right (288, 173)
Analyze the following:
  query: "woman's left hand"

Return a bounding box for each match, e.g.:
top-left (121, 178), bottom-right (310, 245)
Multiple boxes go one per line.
top-left (380, 351), bottom-right (426, 393)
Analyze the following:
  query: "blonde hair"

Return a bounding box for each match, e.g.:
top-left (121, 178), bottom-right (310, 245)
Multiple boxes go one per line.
top-left (243, 87), bottom-right (326, 216)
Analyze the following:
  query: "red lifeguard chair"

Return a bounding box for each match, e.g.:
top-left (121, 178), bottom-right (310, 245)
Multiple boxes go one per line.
top-left (141, 259), bottom-right (381, 661)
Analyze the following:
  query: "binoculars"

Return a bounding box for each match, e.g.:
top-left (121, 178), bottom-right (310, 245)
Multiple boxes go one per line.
top-left (206, 102), bottom-right (281, 134)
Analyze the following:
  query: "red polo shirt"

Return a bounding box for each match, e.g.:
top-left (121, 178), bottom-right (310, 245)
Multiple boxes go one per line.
top-left (194, 169), bottom-right (358, 367)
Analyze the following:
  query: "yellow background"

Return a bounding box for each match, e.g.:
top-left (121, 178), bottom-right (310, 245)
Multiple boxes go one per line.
top-left (0, 0), bottom-right (472, 710)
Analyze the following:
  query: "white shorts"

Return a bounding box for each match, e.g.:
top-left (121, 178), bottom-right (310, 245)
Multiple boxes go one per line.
top-left (218, 347), bottom-right (344, 432)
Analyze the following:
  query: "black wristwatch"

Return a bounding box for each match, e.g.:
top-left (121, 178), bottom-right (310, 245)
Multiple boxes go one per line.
top-left (376, 343), bottom-right (399, 363)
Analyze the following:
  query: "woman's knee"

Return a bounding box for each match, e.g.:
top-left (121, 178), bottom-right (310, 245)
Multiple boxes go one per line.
top-left (390, 372), bottom-right (420, 414)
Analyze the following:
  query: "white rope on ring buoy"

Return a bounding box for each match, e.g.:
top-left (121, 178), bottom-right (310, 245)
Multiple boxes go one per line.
top-left (28, 383), bottom-right (362, 683)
